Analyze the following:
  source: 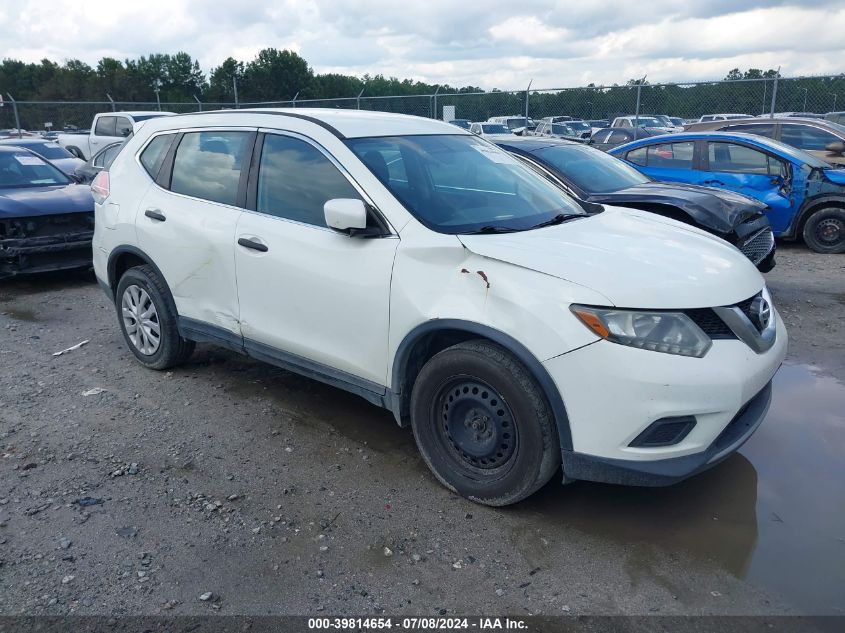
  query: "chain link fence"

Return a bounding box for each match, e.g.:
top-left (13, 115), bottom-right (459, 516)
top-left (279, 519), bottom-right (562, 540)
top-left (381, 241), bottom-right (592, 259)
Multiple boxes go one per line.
top-left (2, 75), bottom-right (843, 133)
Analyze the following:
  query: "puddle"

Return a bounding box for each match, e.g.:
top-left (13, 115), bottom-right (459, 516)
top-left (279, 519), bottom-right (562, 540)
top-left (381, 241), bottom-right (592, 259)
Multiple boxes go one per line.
top-left (515, 363), bottom-right (845, 614)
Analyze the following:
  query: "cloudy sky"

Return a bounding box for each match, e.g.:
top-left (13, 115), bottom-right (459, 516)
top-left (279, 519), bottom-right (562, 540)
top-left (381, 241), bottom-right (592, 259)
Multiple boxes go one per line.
top-left (3, 0), bottom-right (843, 89)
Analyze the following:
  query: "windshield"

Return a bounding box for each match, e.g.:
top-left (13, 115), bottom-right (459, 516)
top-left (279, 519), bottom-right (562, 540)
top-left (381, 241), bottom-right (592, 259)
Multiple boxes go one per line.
top-left (0, 150), bottom-right (71, 188)
top-left (481, 124), bottom-right (510, 134)
top-left (505, 118), bottom-right (529, 129)
top-left (551, 124), bottom-right (576, 135)
top-left (449, 120), bottom-right (471, 129)
top-left (29, 142), bottom-right (74, 160)
top-left (635, 117), bottom-right (663, 128)
top-left (566, 121), bottom-right (590, 131)
top-left (346, 135), bottom-right (585, 234)
top-left (534, 144), bottom-right (649, 193)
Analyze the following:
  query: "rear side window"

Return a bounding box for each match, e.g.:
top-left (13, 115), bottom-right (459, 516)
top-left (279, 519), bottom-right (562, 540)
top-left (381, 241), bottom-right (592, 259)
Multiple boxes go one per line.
top-left (257, 134), bottom-right (360, 227)
top-left (139, 134), bottom-right (175, 179)
top-left (94, 116), bottom-right (116, 136)
top-left (170, 132), bottom-right (252, 206)
top-left (626, 146), bottom-right (647, 166)
top-left (646, 141), bottom-right (695, 169)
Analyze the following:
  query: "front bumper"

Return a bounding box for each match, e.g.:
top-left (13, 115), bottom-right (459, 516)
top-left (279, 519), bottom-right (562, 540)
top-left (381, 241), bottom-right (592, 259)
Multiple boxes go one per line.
top-left (0, 213), bottom-right (94, 278)
top-left (543, 311), bottom-right (787, 486)
top-left (562, 381), bottom-right (772, 486)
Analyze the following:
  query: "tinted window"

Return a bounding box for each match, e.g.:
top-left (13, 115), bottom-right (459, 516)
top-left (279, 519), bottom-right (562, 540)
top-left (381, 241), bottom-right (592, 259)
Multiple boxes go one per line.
top-left (170, 132), bottom-right (251, 205)
top-left (346, 135), bottom-right (584, 234)
top-left (28, 142), bottom-right (73, 160)
top-left (534, 144), bottom-right (649, 194)
top-left (646, 141), bottom-right (695, 169)
top-left (781, 124), bottom-right (841, 151)
top-left (94, 116), bottom-right (116, 136)
top-left (257, 134), bottom-right (360, 227)
top-left (115, 117), bottom-right (132, 137)
top-left (725, 123), bottom-right (775, 138)
top-left (591, 130), bottom-right (611, 143)
top-left (608, 131), bottom-right (631, 144)
top-left (139, 134), bottom-right (174, 179)
top-left (707, 142), bottom-right (783, 175)
top-left (626, 147), bottom-right (648, 166)
top-left (97, 143), bottom-right (124, 168)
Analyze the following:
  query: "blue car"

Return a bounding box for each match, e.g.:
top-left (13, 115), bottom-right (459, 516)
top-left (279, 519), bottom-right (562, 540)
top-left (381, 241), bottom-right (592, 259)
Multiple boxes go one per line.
top-left (609, 131), bottom-right (845, 253)
top-left (0, 146), bottom-right (95, 278)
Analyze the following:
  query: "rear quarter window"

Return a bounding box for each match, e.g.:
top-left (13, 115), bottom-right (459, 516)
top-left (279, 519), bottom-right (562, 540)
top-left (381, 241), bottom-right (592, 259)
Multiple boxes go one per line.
top-left (139, 134), bottom-right (175, 179)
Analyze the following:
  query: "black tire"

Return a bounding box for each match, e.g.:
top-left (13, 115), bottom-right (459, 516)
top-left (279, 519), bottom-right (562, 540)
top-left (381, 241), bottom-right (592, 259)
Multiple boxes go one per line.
top-left (410, 340), bottom-right (560, 506)
top-left (802, 207), bottom-right (845, 254)
top-left (114, 265), bottom-right (194, 370)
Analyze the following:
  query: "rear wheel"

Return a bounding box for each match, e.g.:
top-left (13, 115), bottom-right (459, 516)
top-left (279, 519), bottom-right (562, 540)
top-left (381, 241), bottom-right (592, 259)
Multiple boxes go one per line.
top-left (115, 265), bottom-right (194, 369)
top-left (802, 207), bottom-right (845, 254)
top-left (410, 340), bottom-right (560, 506)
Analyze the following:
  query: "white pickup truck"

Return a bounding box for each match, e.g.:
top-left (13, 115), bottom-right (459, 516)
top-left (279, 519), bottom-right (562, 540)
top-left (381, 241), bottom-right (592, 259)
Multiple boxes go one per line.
top-left (58, 111), bottom-right (173, 160)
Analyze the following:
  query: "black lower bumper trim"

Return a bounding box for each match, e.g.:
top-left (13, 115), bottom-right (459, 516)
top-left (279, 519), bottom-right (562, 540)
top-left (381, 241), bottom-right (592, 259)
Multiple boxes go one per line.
top-left (562, 381), bottom-right (773, 486)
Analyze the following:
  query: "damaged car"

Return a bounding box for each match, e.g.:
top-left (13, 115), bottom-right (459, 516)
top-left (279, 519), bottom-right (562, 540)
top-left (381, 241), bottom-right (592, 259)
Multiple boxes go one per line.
top-left (495, 137), bottom-right (776, 271)
top-left (94, 110), bottom-right (786, 506)
top-left (610, 131), bottom-right (845, 253)
top-left (0, 146), bottom-right (94, 278)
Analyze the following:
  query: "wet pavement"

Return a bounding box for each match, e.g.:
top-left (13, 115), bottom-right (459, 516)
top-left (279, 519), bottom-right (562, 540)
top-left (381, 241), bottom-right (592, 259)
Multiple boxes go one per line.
top-left (515, 362), bottom-right (845, 614)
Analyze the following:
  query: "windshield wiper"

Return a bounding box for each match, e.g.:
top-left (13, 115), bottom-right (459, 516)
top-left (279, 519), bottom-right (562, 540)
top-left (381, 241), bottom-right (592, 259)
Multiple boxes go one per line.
top-left (463, 225), bottom-right (518, 234)
top-left (529, 213), bottom-right (582, 229)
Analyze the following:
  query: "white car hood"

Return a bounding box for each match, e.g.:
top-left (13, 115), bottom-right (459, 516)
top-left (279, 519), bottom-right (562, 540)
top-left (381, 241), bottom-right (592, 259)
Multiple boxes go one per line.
top-left (458, 207), bottom-right (763, 309)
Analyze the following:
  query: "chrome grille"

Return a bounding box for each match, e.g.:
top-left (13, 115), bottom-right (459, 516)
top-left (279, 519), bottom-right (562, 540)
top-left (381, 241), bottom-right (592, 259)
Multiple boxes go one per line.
top-left (739, 228), bottom-right (775, 264)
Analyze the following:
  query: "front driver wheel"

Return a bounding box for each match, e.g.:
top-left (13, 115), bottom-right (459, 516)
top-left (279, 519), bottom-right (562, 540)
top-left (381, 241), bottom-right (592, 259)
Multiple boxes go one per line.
top-left (802, 207), bottom-right (845, 254)
top-left (410, 340), bottom-right (560, 506)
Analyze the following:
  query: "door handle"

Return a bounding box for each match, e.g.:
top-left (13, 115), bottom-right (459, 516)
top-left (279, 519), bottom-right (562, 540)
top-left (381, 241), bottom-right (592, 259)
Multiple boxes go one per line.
top-left (144, 209), bottom-right (166, 222)
top-left (237, 237), bottom-right (268, 252)
top-left (701, 179), bottom-right (724, 186)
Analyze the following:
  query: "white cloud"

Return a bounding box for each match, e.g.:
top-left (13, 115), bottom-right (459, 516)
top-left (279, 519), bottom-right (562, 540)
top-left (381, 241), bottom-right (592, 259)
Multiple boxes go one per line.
top-left (0, 0), bottom-right (840, 91)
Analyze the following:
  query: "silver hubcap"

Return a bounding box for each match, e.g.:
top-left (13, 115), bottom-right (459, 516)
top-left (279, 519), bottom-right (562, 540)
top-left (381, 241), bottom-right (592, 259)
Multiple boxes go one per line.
top-left (121, 284), bottom-right (161, 355)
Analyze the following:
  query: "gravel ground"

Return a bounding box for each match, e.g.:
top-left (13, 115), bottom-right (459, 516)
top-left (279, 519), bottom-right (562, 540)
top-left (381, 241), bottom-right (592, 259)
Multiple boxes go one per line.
top-left (0, 243), bottom-right (843, 617)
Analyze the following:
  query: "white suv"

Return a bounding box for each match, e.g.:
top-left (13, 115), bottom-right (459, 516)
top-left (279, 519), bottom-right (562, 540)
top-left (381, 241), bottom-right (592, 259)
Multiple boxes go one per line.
top-left (92, 109), bottom-right (787, 506)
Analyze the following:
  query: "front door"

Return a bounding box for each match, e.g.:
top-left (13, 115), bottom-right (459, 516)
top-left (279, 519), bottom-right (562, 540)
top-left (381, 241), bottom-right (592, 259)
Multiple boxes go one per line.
top-left (697, 140), bottom-right (799, 235)
top-left (234, 132), bottom-right (399, 387)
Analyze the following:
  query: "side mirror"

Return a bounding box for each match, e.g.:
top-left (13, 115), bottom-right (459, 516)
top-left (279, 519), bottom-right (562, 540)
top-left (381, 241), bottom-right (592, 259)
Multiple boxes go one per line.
top-left (825, 140), bottom-right (845, 155)
top-left (324, 198), bottom-right (367, 233)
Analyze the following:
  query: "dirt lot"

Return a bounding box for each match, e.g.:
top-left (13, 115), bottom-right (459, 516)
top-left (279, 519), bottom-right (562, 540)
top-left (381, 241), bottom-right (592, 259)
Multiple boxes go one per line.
top-left (0, 243), bottom-right (843, 617)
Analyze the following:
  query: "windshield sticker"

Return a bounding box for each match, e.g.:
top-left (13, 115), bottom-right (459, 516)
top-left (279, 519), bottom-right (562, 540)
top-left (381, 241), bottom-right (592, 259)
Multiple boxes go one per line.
top-left (471, 144), bottom-right (519, 165)
top-left (15, 155), bottom-right (43, 166)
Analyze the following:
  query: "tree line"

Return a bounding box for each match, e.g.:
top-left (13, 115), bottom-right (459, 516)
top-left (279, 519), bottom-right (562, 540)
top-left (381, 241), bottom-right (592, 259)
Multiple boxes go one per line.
top-left (0, 49), bottom-right (482, 104)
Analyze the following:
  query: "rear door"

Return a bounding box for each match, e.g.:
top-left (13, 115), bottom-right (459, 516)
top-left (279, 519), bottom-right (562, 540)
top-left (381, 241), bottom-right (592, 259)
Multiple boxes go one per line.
top-left (136, 129), bottom-right (255, 338)
top-left (697, 140), bottom-right (798, 234)
top-left (623, 139), bottom-right (697, 184)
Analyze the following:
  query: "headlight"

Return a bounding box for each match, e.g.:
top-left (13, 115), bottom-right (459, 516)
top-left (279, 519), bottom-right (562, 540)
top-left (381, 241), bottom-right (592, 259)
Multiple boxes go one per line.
top-left (570, 305), bottom-right (712, 358)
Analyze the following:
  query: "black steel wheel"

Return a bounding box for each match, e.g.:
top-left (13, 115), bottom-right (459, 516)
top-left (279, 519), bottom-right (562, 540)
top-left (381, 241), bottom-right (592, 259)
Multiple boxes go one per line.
top-left (802, 207), bottom-right (845, 254)
top-left (410, 339), bottom-right (560, 506)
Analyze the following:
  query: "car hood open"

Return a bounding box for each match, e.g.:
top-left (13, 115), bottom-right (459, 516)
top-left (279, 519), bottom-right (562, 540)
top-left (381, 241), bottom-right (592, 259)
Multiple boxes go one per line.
top-left (458, 207), bottom-right (763, 309)
top-left (0, 184), bottom-right (94, 219)
top-left (586, 181), bottom-right (767, 234)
